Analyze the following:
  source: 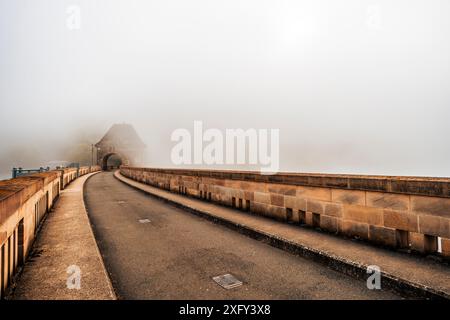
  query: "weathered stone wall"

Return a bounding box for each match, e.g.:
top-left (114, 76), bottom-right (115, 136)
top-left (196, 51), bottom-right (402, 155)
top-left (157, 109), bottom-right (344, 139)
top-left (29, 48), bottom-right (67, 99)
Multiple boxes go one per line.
top-left (0, 165), bottom-right (100, 298)
top-left (120, 166), bottom-right (450, 259)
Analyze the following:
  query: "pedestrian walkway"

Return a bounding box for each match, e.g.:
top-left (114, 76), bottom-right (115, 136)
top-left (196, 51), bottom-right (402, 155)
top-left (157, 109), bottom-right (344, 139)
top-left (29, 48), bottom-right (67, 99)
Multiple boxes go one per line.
top-left (10, 172), bottom-right (116, 300)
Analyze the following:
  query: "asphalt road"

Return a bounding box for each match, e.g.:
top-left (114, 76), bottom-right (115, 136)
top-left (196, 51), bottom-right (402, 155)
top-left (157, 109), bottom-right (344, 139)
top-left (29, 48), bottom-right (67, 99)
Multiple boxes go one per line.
top-left (84, 172), bottom-right (401, 300)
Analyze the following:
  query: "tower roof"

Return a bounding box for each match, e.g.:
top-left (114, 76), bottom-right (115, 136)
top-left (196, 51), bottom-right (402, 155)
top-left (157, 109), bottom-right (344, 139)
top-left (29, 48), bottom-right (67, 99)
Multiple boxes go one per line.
top-left (95, 123), bottom-right (146, 149)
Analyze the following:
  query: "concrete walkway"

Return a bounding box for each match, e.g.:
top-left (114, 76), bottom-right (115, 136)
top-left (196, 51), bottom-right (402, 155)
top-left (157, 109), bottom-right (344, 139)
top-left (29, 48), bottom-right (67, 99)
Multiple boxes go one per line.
top-left (115, 171), bottom-right (450, 299)
top-left (10, 173), bottom-right (116, 300)
top-left (85, 172), bottom-right (400, 299)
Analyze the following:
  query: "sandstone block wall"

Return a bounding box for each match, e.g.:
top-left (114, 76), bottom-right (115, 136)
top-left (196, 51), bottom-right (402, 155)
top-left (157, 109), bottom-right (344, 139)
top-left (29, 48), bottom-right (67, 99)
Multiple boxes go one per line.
top-left (0, 165), bottom-right (100, 298)
top-left (121, 166), bottom-right (450, 259)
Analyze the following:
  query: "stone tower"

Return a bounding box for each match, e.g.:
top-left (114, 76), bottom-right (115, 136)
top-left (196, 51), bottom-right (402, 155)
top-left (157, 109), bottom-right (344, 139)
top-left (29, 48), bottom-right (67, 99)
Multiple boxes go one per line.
top-left (95, 123), bottom-right (146, 170)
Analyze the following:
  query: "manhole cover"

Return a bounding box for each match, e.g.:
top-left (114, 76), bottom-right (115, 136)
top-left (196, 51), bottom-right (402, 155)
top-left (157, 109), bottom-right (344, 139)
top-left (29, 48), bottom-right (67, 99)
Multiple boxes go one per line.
top-left (139, 219), bottom-right (151, 224)
top-left (212, 274), bottom-right (243, 289)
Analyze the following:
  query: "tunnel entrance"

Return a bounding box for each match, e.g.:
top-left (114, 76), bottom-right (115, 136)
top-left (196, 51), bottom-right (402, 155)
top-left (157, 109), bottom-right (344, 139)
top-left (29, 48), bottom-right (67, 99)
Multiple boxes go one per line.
top-left (102, 153), bottom-right (123, 171)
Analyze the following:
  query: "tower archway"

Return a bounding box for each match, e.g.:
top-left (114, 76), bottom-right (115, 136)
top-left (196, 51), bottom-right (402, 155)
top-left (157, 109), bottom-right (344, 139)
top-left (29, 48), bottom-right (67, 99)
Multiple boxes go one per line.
top-left (101, 153), bottom-right (123, 171)
top-left (95, 123), bottom-right (146, 170)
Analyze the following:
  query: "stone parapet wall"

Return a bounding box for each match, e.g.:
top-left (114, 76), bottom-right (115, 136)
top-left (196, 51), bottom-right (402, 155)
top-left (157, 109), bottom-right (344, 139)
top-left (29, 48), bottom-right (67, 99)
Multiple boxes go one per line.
top-left (120, 166), bottom-right (450, 259)
top-left (0, 166), bottom-right (101, 298)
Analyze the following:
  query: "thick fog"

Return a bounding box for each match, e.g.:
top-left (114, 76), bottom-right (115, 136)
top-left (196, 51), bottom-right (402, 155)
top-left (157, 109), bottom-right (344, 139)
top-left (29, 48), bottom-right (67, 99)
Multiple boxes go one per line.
top-left (1, 0), bottom-right (449, 179)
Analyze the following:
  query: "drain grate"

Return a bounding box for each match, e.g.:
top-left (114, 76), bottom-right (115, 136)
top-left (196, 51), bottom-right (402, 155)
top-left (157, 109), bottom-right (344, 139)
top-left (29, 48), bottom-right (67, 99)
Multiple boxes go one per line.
top-left (212, 274), bottom-right (243, 289)
top-left (139, 219), bottom-right (151, 224)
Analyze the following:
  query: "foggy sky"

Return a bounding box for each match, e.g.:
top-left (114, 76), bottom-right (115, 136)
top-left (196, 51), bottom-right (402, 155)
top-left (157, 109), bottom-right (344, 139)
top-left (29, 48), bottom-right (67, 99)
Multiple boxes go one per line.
top-left (1, 0), bottom-right (449, 177)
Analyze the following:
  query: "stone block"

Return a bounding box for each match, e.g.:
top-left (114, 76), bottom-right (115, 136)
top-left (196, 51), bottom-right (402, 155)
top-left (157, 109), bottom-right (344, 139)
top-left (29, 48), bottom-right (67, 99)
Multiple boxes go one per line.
top-left (250, 201), bottom-right (270, 216)
top-left (296, 186), bottom-right (331, 201)
top-left (307, 176), bottom-right (348, 188)
top-left (320, 215), bottom-right (340, 233)
top-left (368, 225), bottom-right (397, 247)
top-left (231, 188), bottom-right (245, 199)
top-left (268, 204), bottom-right (287, 221)
top-left (217, 193), bottom-right (231, 206)
top-left (383, 210), bottom-right (418, 232)
top-left (331, 189), bottom-right (365, 205)
top-left (184, 181), bottom-right (199, 189)
top-left (324, 202), bottom-right (343, 217)
top-left (341, 220), bottom-right (369, 239)
top-left (418, 215), bottom-right (450, 238)
top-left (240, 181), bottom-right (266, 193)
top-left (211, 178), bottom-right (226, 187)
top-left (254, 192), bottom-right (271, 205)
top-left (409, 232), bottom-right (425, 252)
top-left (243, 191), bottom-right (254, 201)
top-left (366, 192), bottom-right (409, 211)
top-left (267, 184), bottom-right (296, 196)
top-left (211, 193), bottom-right (220, 202)
top-left (224, 180), bottom-right (243, 189)
top-left (343, 205), bottom-right (383, 226)
top-left (411, 195), bottom-right (450, 218)
top-left (348, 178), bottom-right (389, 192)
top-left (212, 185), bottom-right (227, 195)
top-left (305, 211), bottom-right (313, 226)
top-left (270, 193), bottom-right (284, 207)
top-left (441, 238), bottom-right (450, 258)
top-left (201, 177), bottom-right (224, 186)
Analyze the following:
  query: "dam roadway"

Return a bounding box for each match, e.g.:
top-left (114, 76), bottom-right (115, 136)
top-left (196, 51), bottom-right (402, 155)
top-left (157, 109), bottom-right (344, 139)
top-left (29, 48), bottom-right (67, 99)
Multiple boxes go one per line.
top-left (84, 172), bottom-right (401, 299)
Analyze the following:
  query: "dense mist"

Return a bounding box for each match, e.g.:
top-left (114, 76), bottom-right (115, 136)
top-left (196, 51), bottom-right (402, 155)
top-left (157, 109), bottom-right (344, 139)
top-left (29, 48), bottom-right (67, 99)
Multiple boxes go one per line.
top-left (1, 0), bottom-right (449, 179)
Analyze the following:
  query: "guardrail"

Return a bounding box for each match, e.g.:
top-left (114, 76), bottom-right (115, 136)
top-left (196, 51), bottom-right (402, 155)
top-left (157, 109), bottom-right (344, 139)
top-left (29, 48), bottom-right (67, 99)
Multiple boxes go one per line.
top-left (12, 167), bottom-right (50, 179)
top-left (0, 165), bottom-right (100, 298)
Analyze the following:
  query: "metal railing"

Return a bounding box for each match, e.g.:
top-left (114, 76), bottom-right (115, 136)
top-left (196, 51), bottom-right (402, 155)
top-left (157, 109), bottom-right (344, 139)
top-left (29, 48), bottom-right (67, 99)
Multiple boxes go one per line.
top-left (11, 167), bottom-right (50, 179)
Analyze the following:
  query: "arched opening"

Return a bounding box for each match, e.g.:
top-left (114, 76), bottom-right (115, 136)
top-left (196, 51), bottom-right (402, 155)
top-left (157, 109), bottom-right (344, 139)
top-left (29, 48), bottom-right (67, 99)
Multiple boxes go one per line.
top-left (102, 153), bottom-right (123, 171)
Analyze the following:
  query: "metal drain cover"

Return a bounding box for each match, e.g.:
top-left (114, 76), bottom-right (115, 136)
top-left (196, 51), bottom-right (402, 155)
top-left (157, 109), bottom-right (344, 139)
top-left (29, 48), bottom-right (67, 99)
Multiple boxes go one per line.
top-left (139, 219), bottom-right (151, 224)
top-left (212, 274), bottom-right (242, 289)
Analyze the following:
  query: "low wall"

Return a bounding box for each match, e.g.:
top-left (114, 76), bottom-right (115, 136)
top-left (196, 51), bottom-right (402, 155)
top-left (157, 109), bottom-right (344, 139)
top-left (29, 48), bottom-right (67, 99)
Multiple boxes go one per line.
top-left (120, 166), bottom-right (450, 259)
top-left (0, 165), bottom-right (100, 298)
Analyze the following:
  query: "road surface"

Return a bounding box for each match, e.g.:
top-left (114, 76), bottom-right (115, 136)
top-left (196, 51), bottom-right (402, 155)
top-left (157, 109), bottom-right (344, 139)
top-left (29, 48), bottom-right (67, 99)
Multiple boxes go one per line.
top-left (84, 172), bottom-right (401, 299)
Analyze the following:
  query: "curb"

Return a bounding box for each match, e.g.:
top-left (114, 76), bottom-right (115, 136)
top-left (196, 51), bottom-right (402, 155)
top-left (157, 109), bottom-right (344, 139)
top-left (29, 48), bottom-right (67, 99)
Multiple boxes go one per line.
top-left (82, 172), bottom-right (118, 300)
top-left (114, 171), bottom-right (449, 300)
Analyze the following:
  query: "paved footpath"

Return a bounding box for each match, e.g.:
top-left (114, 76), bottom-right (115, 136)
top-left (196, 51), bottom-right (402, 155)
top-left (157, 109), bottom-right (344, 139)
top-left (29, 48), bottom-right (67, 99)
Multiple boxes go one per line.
top-left (115, 171), bottom-right (450, 299)
top-left (10, 172), bottom-right (116, 300)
